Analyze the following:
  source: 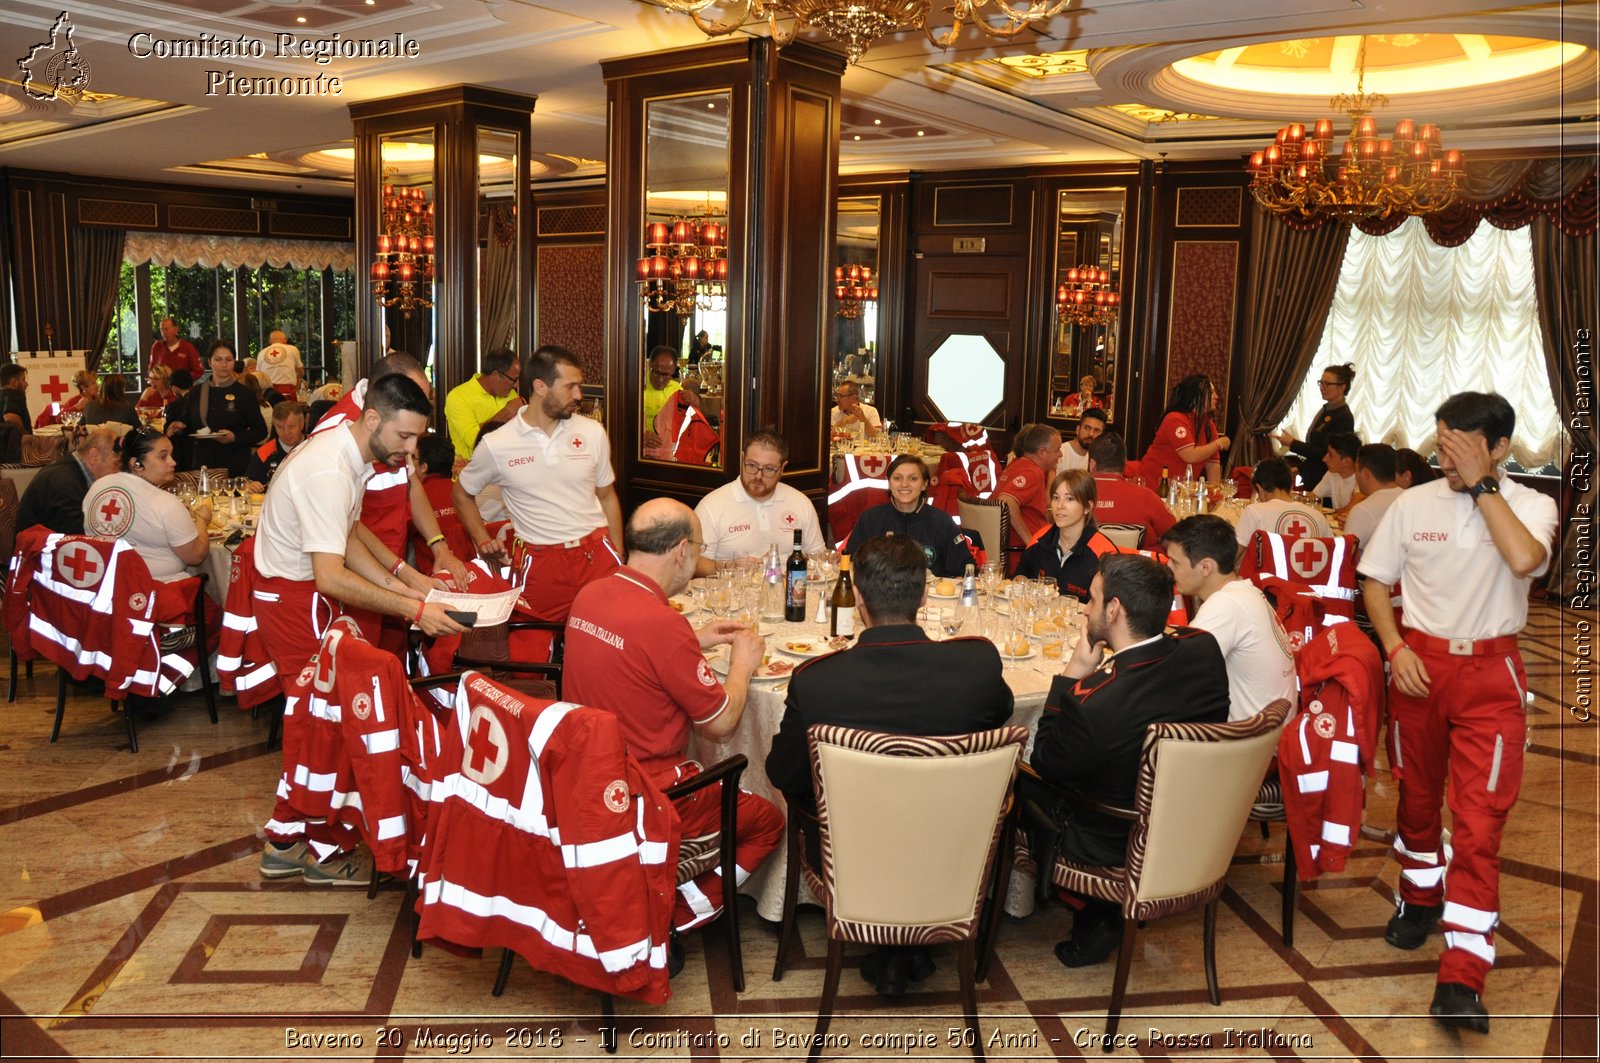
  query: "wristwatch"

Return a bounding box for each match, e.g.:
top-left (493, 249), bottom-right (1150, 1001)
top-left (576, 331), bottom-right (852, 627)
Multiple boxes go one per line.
top-left (1468, 476), bottom-right (1501, 501)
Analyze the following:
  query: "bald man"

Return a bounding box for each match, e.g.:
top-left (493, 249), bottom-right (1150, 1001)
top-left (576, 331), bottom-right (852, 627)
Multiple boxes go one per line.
top-left (564, 498), bottom-right (783, 941)
top-left (258, 329), bottom-right (303, 399)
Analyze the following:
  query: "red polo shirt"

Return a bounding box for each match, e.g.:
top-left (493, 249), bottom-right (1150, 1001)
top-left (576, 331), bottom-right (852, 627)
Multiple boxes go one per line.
top-left (1092, 473), bottom-right (1176, 549)
top-left (997, 456), bottom-right (1049, 549)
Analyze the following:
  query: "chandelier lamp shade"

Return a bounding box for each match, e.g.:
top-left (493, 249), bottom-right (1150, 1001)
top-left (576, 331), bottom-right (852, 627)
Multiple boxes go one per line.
top-left (636, 217), bottom-right (729, 316)
top-left (1055, 264), bottom-right (1118, 327)
top-left (833, 263), bottom-right (877, 319)
top-left (371, 183), bottom-right (435, 314)
top-left (1247, 37), bottom-right (1466, 225)
top-left (650, 0), bottom-right (1075, 65)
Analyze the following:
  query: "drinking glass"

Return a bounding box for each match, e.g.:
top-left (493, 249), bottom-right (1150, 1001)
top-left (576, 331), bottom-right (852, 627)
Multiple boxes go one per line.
top-left (939, 607), bottom-right (963, 639)
top-left (705, 580), bottom-right (732, 618)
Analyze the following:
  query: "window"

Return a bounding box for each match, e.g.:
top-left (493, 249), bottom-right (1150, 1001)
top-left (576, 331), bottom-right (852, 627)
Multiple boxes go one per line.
top-left (1281, 217), bottom-right (1562, 471)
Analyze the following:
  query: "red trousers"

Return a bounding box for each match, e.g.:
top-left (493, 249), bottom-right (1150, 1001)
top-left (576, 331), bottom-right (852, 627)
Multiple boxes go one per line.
top-left (1390, 634), bottom-right (1528, 992)
top-left (512, 528), bottom-right (622, 624)
top-left (652, 761), bottom-right (785, 934)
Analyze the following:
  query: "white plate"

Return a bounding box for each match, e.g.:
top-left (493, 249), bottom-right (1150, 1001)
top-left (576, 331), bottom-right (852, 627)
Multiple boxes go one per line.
top-left (667, 596), bottom-right (699, 617)
top-left (926, 590), bottom-right (962, 600)
top-left (710, 655), bottom-right (796, 682)
top-left (996, 645), bottom-right (1037, 661)
top-left (773, 639), bottom-right (831, 659)
top-left (189, 428), bottom-right (220, 439)
top-left (30, 425), bottom-right (62, 437)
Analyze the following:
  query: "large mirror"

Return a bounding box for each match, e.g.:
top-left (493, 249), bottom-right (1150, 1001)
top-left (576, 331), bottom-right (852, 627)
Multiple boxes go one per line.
top-left (377, 130), bottom-right (437, 377)
top-left (830, 195), bottom-right (880, 438)
top-left (1049, 188), bottom-right (1125, 422)
top-left (639, 91), bottom-right (731, 469)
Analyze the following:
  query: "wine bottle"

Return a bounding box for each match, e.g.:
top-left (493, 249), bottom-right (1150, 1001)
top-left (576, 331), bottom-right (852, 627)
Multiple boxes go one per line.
top-left (1157, 466), bottom-right (1171, 501)
top-left (829, 555), bottom-right (855, 637)
top-left (784, 530), bottom-right (807, 622)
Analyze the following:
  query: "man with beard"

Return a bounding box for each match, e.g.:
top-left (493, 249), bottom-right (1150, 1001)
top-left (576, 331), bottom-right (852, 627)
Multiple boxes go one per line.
top-left (1056, 407), bottom-right (1106, 474)
top-left (254, 373), bottom-right (465, 884)
top-left (1028, 553), bottom-right (1230, 968)
top-left (692, 430), bottom-right (825, 576)
top-left (454, 344), bottom-right (623, 622)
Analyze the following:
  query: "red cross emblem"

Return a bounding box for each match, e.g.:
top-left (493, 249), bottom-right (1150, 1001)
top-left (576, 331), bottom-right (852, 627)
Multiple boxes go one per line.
top-left (570, 436), bottom-right (585, 450)
top-left (971, 461), bottom-right (994, 494)
top-left (56, 543), bottom-right (104, 589)
top-left (1012, 474), bottom-right (1027, 488)
top-left (1288, 538), bottom-right (1330, 580)
top-left (1174, 425), bottom-right (1189, 440)
top-left (128, 592), bottom-right (148, 612)
top-left (1278, 513), bottom-right (1313, 538)
top-left (783, 512), bottom-right (796, 525)
top-left (1312, 712), bottom-right (1337, 739)
top-left (857, 455), bottom-right (888, 478)
top-left (351, 692), bottom-right (373, 721)
top-left (603, 779), bottom-right (629, 814)
top-left (264, 347), bottom-right (284, 364)
top-left (40, 375), bottom-right (70, 404)
top-left (89, 487), bottom-right (134, 538)
top-left (462, 705), bottom-right (509, 785)
top-left (697, 658), bottom-right (717, 687)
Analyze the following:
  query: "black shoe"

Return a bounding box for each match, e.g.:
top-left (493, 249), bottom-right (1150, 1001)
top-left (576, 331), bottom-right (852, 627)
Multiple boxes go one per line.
top-left (1430, 982), bottom-right (1490, 1033)
top-left (666, 931), bottom-right (684, 979)
top-left (906, 947), bottom-right (935, 983)
top-left (1053, 920), bottom-right (1123, 969)
top-left (1384, 901), bottom-right (1442, 950)
top-left (859, 949), bottom-right (911, 997)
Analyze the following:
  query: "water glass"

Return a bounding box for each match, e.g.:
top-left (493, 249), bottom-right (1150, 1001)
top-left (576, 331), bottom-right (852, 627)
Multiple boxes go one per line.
top-left (939, 607), bottom-right (963, 640)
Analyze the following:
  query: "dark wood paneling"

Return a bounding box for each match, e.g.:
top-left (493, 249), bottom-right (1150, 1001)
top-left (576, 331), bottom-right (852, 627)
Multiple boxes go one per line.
top-left (926, 269), bottom-right (1012, 318)
top-left (932, 184), bottom-right (1015, 227)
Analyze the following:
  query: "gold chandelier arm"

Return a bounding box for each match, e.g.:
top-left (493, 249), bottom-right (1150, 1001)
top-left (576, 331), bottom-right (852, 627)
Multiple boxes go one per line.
top-left (681, 0), bottom-right (760, 38)
top-left (927, 0), bottom-right (1073, 45)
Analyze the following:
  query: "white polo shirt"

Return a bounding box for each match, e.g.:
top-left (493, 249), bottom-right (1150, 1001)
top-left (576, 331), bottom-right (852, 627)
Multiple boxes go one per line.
top-left (1192, 579), bottom-right (1298, 722)
top-left (258, 342), bottom-right (302, 388)
top-left (83, 472), bottom-right (200, 582)
top-left (1235, 498), bottom-right (1333, 546)
top-left (254, 426), bottom-right (373, 581)
top-left (830, 402), bottom-right (881, 436)
top-left (458, 412), bottom-right (613, 545)
top-left (1344, 485), bottom-right (1404, 547)
top-left (1358, 475), bottom-right (1557, 640)
top-left (1312, 470), bottom-right (1356, 509)
top-left (1056, 442), bottom-right (1091, 474)
top-left (694, 479), bottom-right (825, 561)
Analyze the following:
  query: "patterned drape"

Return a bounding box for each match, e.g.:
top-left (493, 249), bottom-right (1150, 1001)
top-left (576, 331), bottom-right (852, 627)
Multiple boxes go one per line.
top-left (1282, 219), bottom-right (1563, 469)
top-left (1232, 212), bottom-right (1349, 470)
top-left (1532, 218), bottom-right (1597, 601)
top-left (123, 232), bottom-right (354, 272)
top-left (69, 227), bottom-right (126, 372)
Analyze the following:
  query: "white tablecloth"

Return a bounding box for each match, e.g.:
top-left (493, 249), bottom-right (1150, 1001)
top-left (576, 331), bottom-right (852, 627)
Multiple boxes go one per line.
top-left (685, 586), bottom-right (1064, 922)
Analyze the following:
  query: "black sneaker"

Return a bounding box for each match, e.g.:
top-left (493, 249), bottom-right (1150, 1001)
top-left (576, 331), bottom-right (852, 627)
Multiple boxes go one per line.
top-left (666, 931), bottom-right (684, 979)
top-left (1430, 981), bottom-right (1490, 1033)
top-left (1384, 901), bottom-right (1442, 950)
top-left (1053, 919), bottom-right (1124, 969)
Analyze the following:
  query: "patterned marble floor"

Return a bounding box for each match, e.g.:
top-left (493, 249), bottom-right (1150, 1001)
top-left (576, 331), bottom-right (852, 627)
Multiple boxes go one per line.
top-left (0, 603), bottom-right (1593, 1061)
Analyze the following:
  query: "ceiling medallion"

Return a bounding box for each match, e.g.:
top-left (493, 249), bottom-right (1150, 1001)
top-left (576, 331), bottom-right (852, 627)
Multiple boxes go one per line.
top-left (652, 0), bottom-right (1074, 65)
top-left (1247, 37), bottom-right (1465, 224)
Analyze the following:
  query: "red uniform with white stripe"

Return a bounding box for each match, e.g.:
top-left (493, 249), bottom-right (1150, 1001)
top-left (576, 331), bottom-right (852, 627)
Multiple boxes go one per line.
top-left (1278, 624), bottom-right (1384, 879)
top-left (5, 528), bottom-right (192, 698)
top-left (1358, 474), bottom-right (1558, 993)
top-left (415, 672), bottom-right (678, 1004)
top-left (265, 619), bottom-right (444, 871)
top-left (564, 568), bottom-right (784, 932)
top-left (1239, 530), bottom-right (1360, 623)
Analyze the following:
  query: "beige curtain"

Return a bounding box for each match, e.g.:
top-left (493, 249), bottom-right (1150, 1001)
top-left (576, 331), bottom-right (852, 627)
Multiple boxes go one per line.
top-left (1532, 217), bottom-right (1596, 602)
top-left (1232, 209), bottom-right (1349, 470)
top-left (69, 227), bottom-right (126, 371)
top-left (479, 204), bottom-right (517, 354)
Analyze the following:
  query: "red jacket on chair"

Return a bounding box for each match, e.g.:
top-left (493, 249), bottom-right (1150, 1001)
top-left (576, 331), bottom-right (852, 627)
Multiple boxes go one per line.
top-left (415, 671), bottom-right (680, 1004)
top-left (1278, 623), bottom-right (1384, 879)
top-left (1238, 530), bottom-right (1360, 622)
top-left (216, 537), bottom-right (283, 709)
top-left (5, 527), bottom-right (190, 698)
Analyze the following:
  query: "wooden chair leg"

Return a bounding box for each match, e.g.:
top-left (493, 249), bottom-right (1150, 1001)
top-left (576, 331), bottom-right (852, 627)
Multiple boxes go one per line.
top-left (265, 694), bottom-right (284, 750)
top-left (1203, 897), bottom-right (1221, 1005)
top-left (598, 992), bottom-right (617, 1055)
top-left (772, 816), bottom-right (803, 982)
top-left (124, 698), bottom-right (139, 754)
top-left (718, 771), bottom-right (744, 992)
top-left (959, 938), bottom-right (985, 1063)
top-left (976, 810), bottom-right (1017, 984)
top-left (7, 649), bottom-right (17, 702)
top-left (1103, 922), bottom-right (1137, 1042)
top-left (492, 948), bottom-right (514, 996)
top-left (1281, 837), bottom-right (1298, 947)
top-left (49, 669), bottom-right (67, 742)
top-left (808, 938), bottom-right (844, 1063)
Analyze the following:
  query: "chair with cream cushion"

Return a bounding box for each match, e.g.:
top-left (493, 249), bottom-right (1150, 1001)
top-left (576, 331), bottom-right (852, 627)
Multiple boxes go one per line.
top-left (957, 494), bottom-right (1009, 575)
top-left (778, 724), bottom-right (1027, 1063)
top-left (1098, 523), bottom-right (1144, 551)
top-left (1027, 699), bottom-right (1290, 1041)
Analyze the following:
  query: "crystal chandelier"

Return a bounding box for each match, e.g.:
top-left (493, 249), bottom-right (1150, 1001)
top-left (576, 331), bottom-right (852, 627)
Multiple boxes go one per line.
top-left (370, 181), bottom-right (434, 314)
top-left (833, 263), bottom-right (877, 319)
top-left (1055, 264), bottom-right (1118, 327)
top-left (1247, 37), bottom-right (1465, 224)
top-left (651, 0), bottom-right (1075, 65)
top-left (636, 217), bottom-right (729, 317)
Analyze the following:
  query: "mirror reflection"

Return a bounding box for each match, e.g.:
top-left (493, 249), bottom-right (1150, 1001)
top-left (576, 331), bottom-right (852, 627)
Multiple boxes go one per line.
top-left (1049, 188), bottom-right (1125, 421)
top-left (639, 91), bottom-right (730, 469)
top-left (830, 196), bottom-right (880, 440)
top-left (377, 131), bottom-right (437, 373)
top-left (477, 127), bottom-right (519, 362)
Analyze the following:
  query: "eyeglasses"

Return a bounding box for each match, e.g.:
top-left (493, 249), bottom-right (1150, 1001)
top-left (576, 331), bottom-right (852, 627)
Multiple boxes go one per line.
top-left (743, 461), bottom-right (782, 477)
top-left (1318, 379), bottom-right (1344, 388)
top-left (493, 369), bottom-right (520, 383)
